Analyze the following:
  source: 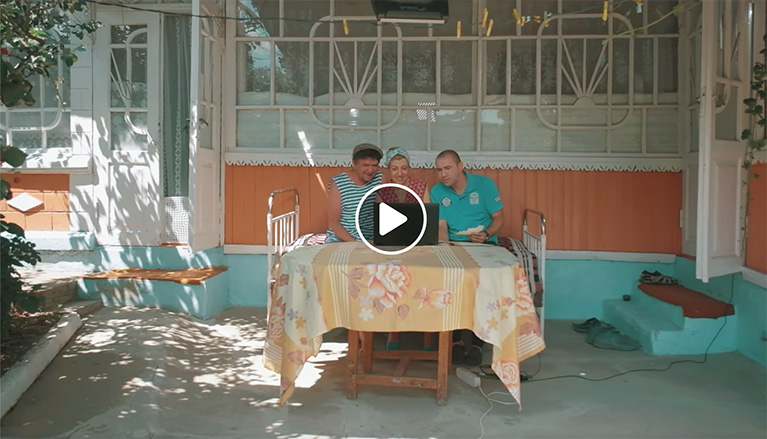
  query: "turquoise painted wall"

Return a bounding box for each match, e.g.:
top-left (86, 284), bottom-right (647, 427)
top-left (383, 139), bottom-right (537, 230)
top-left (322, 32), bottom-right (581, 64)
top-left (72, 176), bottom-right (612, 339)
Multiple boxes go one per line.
top-left (673, 258), bottom-right (766, 367)
top-left (226, 254), bottom-right (269, 307)
top-left (544, 259), bottom-right (677, 320)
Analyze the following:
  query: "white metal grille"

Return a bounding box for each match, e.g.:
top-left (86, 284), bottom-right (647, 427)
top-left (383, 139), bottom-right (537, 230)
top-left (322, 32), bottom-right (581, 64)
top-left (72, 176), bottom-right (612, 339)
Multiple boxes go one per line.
top-left (163, 196), bottom-right (191, 243)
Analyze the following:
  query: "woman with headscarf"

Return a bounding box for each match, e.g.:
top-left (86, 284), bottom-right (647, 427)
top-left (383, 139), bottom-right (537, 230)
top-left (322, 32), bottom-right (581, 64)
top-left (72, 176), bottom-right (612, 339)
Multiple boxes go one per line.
top-left (378, 147), bottom-right (435, 351)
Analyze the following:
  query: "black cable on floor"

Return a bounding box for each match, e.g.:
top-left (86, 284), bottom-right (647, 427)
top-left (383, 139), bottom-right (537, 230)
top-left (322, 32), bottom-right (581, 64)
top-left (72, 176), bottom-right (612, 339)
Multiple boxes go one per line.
top-left (523, 275), bottom-right (736, 384)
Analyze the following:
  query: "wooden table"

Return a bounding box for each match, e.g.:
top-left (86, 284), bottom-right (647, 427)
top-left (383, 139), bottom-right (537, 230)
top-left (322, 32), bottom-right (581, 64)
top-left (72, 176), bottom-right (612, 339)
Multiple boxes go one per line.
top-left (264, 242), bottom-right (545, 410)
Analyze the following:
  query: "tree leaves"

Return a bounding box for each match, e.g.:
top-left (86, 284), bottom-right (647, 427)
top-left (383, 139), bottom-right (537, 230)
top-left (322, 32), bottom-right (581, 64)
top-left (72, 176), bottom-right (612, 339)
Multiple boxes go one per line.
top-left (0, 0), bottom-right (100, 108)
top-left (1, 145), bottom-right (28, 167)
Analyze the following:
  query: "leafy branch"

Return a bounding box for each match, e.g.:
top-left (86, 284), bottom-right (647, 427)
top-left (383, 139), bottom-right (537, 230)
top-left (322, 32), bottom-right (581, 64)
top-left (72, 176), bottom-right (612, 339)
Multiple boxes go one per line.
top-left (741, 34), bottom-right (767, 260)
top-left (0, 0), bottom-right (100, 107)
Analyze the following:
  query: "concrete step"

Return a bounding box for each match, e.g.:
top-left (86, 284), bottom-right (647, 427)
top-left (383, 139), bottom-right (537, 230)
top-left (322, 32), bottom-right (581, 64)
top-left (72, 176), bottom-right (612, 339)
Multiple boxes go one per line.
top-left (604, 288), bottom-right (738, 356)
top-left (29, 280), bottom-right (78, 312)
top-left (60, 300), bottom-right (103, 317)
top-left (78, 272), bottom-right (229, 320)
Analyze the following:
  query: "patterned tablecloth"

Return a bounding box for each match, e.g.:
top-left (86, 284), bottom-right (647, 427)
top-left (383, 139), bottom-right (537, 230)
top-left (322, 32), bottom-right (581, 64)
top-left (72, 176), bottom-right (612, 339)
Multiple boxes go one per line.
top-left (264, 242), bottom-right (546, 409)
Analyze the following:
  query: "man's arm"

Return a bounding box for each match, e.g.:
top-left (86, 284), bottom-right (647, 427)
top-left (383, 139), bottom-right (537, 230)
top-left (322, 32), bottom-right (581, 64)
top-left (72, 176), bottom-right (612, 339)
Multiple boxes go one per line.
top-left (468, 210), bottom-right (504, 243)
top-left (438, 219), bottom-right (449, 242)
top-left (327, 180), bottom-right (357, 242)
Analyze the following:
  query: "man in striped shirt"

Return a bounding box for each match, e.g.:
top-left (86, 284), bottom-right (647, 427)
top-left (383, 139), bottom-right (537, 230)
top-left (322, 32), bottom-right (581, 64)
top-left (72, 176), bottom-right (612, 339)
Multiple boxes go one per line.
top-left (325, 143), bottom-right (383, 243)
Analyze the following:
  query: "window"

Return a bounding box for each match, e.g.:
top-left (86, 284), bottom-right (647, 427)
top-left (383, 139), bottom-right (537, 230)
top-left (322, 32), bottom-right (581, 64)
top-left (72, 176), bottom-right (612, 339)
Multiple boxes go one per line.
top-left (231, 0), bottom-right (680, 156)
top-left (0, 61), bottom-right (73, 150)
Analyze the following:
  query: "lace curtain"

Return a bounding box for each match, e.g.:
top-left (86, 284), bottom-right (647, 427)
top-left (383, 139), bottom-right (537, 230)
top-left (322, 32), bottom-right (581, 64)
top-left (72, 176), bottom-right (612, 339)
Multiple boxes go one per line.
top-left (163, 16), bottom-right (191, 196)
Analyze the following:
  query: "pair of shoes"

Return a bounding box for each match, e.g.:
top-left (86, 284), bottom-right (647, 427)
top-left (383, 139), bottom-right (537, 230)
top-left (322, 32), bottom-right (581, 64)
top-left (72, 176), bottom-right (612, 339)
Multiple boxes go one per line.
top-left (572, 317), bottom-right (602, 333)
top-left (386, 341), bottom-right (400, 350)
top-left (451, 344), bottom-right (483, 366)
top-left (586, 325), bottom-right (640, 351)
top-left (640, 270), bottom-right (678, 285)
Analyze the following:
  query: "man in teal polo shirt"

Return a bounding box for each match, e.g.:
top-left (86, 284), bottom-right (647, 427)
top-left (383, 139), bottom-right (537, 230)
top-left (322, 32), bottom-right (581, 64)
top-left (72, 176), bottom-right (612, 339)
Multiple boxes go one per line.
top-left (431, 150), bottom-right (506, 365)
top-left (430, 150), bottom-right (505, 244)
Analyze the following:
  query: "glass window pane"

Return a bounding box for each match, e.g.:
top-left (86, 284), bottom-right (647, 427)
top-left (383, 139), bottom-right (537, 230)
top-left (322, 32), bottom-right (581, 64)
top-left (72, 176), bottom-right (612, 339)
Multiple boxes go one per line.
top-left (510, 40), bottom-right (535, 95)
top-left (611, 110), bottom-right (642, 153)
top-left (47, 112), bottom-right (73, 148)
top-left (286, 110), bottom-right (329, 150)
top-left (441, 41), bottom-right (474, 105)
top-left (11, 131), bottom-right (43, 149)
top-left (333, 129), bottom-right (377, 150)
top-left (382, 110), bottom-right (426, 151)
top-left (485, 41), bottom-right (507, 99)
top-left (561, 130), bottom-right (607, 153)
top-left (432, 109), bottom-right (475, 151)
top-left (111, 111), bottom-right (149, 150)
top-left (481, 109), bottom-right (510, 152)
top-left (515, 110), bottom-right (556, 152)
top-left (402, 41), bottom-right (436, 105)
top-left (111, 25), bottom-right (147, 44)
top-left (237, 41), bottom-right (271, 105)
top-left (277, 42), bottom-right (312, 105)
top-left (647, 109), bottom-right (679, 152)
top-left (237, 110), bottom-right (280, 148)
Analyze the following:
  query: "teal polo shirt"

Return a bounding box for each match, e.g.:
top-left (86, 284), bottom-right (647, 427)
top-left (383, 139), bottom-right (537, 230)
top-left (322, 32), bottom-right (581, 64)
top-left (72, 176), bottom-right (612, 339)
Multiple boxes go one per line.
top-left (430, 173), bottom-right (503, 243)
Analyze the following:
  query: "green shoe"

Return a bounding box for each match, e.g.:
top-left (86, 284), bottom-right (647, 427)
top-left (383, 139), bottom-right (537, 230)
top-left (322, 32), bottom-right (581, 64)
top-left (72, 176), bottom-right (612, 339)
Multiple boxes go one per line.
top-left (386, 341), bottom-right (400, 350)
top-left (586, 323), bottom-right (617, 344)
top-left (591, 331), bottom-right (641, 351)
top-left (572, 318), bottom-right (601, 333)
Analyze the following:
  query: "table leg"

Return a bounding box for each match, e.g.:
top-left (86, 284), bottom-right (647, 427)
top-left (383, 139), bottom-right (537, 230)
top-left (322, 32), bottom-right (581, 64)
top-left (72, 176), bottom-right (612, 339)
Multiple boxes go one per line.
top-left (437, 331), bottom-right (450, 406)
top-left (347, 329), bottom-right (359, 400)
top-left (363, 332), bottom-right (374, 373)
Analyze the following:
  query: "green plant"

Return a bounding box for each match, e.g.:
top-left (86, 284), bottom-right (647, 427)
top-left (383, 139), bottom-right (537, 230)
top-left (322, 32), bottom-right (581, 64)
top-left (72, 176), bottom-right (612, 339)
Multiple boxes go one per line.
top-left (0, 0), bottom-right (99, 340)
top-left (741, 34), bottom-right (766, 259)
top-left (0, 146), bottom-right (42, 340)
top-left (0, 0), bottom-right (100, 107)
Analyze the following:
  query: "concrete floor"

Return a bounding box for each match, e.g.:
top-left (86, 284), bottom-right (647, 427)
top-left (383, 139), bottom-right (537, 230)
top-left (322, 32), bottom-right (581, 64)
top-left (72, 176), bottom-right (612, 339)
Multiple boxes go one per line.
top-left (1, 307), bottom-right (765, 439)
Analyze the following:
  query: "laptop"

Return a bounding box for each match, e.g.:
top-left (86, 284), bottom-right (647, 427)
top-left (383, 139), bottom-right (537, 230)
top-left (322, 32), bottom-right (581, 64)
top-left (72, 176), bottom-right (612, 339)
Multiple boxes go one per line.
top-left (373, 202), bottom-right (439, 247)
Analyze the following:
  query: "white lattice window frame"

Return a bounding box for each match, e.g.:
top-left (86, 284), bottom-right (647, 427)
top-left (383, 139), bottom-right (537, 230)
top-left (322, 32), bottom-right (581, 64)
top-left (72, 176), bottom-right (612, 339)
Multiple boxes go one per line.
top-left (0, 40), bottom-right (94, 173)
top-left (223, 0), bottom-right (684, 171)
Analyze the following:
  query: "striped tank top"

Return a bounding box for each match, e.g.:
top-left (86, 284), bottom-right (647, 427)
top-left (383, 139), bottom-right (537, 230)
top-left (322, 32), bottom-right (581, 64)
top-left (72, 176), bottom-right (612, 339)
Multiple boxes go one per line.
top-left (326, 171), bottom-right (383, 243)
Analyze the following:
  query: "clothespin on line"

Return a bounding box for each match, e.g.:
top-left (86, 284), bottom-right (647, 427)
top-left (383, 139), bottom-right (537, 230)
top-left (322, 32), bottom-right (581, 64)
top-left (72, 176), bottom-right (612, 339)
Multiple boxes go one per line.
top-left (486, 19), bottom-right (494, 37)
top-left (634, 0), bottom-right (643, 14)
top-left (602, 1), bottom-right (609, 22)
top-left (343, 19), bottom-right (349, 36)
top-left (456, 20), bottom-right (461, 38)
top-left (481, 8), bottom-right (489, 28)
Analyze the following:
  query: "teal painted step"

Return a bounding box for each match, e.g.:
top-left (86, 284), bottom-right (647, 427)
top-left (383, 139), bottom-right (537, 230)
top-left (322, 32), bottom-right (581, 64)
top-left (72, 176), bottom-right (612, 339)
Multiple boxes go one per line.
top-left (77, 272), bottom-right (229, 320)
top-left (604, 287), bottom-right (738, 355)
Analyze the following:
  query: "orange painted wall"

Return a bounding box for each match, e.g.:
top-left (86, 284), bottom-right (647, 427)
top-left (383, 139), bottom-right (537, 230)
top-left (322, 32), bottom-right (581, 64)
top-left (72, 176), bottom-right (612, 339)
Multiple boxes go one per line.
top-left (0, 174), bottom-right (70, 231)
top-left (225, 165), bottom-right (684, 254)
top-left (746, 163), bottom-right (767, 273)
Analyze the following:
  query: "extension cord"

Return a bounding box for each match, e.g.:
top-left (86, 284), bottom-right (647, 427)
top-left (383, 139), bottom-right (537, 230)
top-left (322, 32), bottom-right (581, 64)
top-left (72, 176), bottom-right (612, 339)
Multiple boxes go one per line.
top-left (456, 367), bottom-right (480, 388)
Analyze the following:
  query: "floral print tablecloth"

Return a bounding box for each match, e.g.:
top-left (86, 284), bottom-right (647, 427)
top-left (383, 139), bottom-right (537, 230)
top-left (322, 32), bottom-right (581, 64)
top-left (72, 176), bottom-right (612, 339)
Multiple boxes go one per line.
top-left (264, 242), bottom-right (545, 409)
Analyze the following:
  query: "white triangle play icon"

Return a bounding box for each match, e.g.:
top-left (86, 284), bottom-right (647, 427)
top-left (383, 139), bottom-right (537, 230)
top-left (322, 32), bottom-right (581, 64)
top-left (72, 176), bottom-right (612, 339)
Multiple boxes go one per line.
top-left (378, 203), bottom-right (408, 236)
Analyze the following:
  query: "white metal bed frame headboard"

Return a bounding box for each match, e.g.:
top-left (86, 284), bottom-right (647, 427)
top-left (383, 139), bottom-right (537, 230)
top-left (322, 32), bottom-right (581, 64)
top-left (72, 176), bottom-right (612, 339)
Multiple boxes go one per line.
top-left (267, 188), bottom-right (300, 287)
top-left (522, 208), bottom-right (547, 337)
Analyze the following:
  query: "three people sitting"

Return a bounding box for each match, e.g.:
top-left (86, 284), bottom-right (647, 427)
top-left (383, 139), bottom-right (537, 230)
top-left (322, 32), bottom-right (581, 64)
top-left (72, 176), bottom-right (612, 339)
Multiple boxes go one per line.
top-left (325, 144), bottom-right (505, 362)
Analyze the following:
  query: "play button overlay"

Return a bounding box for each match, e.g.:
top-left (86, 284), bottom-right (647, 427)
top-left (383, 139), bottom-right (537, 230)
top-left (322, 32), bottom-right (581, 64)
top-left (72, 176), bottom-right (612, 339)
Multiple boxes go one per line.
top-left (355, 183), bottom-right (427, 256)
top-left (378, 202), bottom-right (408, 236)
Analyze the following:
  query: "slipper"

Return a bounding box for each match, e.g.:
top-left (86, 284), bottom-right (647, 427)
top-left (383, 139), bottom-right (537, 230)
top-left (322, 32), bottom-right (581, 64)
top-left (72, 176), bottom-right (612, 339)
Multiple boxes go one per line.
top-left (586, 324), bottom-right (617, 344)
top-left (386, 341), bottom-right (400, 350)
top-left (572, 317), bottom-right (601, 333)
top-left (590, 330), bottom-right (641, 351)
top-left (640, 273), bottom-right (678, 285)
top-left (465, 345), bottom-right (483, 367)
top-left (452, 344), bottom-right (467, 365)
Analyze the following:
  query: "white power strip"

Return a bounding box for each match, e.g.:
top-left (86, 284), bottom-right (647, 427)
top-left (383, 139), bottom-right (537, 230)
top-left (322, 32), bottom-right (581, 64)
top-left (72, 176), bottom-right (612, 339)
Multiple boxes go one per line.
top-left (456, 367), bottom-right (480, 388)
